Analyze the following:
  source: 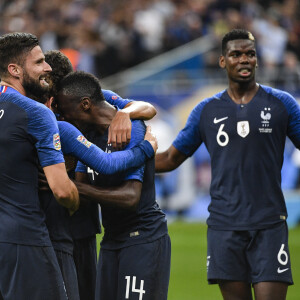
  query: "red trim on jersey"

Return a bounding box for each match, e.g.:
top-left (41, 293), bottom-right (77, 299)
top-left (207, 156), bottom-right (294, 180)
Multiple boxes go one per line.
top-left (0, 86), bottom-right (7, 95)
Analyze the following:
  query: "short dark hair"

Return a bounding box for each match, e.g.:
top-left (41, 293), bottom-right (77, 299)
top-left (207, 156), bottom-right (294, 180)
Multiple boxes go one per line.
top-left (0, 32), bottom-right (39, 78)
top-left (221, 29), bottom-right (255, 55)
top-left (58, 71), bottom-right (105, 104)
top-left (45, 50), bottom-right (73, 98)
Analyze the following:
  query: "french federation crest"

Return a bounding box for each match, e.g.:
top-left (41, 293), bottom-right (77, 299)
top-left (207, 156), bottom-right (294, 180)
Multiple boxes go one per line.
top-left (53, 133), bottom-right (61, 150)
top-left (237, 121), bottom-right (250, 138)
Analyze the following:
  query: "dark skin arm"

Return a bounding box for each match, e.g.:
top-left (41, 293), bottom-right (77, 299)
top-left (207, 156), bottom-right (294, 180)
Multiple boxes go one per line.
top-left (75, 172), bottom-right (142, 211)
top-left (155, 145), bottom-right (188, 173)
top-left (108, 101), bottom-right (157, 149)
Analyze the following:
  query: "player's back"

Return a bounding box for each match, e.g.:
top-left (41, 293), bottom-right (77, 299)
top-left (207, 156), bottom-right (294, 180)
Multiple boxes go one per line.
top-left (0, 87), bottom-right (51, 246)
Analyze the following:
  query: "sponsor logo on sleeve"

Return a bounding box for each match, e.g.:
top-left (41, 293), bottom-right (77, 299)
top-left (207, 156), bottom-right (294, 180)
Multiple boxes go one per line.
top-left (112, 95), bottom-right (118, 100)
top-left (77, 135), bottom-right (92, 148)
top-left (53, 133), bottom-right (61, 151)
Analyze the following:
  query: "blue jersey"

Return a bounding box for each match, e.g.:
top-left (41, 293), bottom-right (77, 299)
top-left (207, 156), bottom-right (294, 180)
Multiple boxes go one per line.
top-left (42, 93), bottom-right (153, 249)
top-left (173, 85), bottom-right (300, 230)
top-left (102, 89), bottom-right (131, 108)
top-left (0, 86), bottom-right (64, 246)
top-left (77, 120), bottom-right (168, 249)
top-left (70, 90), bottom-right (134, 240)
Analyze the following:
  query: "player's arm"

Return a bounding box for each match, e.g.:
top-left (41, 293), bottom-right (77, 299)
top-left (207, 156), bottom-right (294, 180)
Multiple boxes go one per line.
top-left (75, 174), bottom-right (142, 211)
top-left (30, 105), bottom-right (79, 214)
top-left (74, 119), bottom-right (146, 210)
top-left (59, 121), bottom-right (157, 175)
top-left (43, 163), bottom-right (79, 214)
top-left (155, 100), bottom-right (205, 172)
top-left (155, 145), bottom-right (188, 172)
top-left (104, 89), bottom-right (157, 148)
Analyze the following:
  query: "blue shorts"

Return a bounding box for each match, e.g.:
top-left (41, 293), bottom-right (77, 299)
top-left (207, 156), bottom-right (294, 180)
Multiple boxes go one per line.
top-left (207, 222), bottom-right (293, 285)
top-left (55, 249), bottom-right (80, 300)
top-left (0, 243), bottom-right (68, 300)
top-left (96, 234), bottom-right (171, 300)
top-left (73, 236), bottom-right (97, 300)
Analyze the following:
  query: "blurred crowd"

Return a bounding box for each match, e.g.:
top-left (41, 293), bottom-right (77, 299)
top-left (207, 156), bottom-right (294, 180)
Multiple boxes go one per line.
top-left (1, 0), bottom-right (300, 82)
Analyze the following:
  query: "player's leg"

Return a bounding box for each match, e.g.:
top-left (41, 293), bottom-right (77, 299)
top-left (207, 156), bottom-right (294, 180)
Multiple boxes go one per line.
top-left (95, 248), bottom-right (118, 300)
top-left (253, 282), bottom-right (288, 300)
top-left (247, 222), bottom-right (292, 300)
top-left (55, 249), bottom-right (80, 300)
top-left (73, 236), bottom-right (97, 300)
top-left (207, 228), bottom-right (253, 300)
top-left (0, 243), bottom-right (68, 300)
top-left (117, 234), bottom-right (171, 300)
top-left (219, 281), bottom-right (253, 300)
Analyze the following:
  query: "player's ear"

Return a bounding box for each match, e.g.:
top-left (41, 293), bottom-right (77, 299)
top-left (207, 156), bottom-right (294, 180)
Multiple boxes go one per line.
top-left (45, 97), bottom-right (54, 109)
top-left (219, 55), bottom-right (225, 69)
top-left (7, 63), bottom-right (22, 78)
top-left (80, 97), bottom-right (91, 111)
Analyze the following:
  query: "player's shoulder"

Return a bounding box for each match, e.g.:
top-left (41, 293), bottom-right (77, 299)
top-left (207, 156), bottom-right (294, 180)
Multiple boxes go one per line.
top-left (191, 90), bottom-right (225, 114)
top-left (2, 87), bottom-right (54, 118)
top-left (58, 120), bottom-right (75, 131)
top-left (260, 84), bottom-right (296, 103)
top-left (102, 89), bottom-right (119, 101)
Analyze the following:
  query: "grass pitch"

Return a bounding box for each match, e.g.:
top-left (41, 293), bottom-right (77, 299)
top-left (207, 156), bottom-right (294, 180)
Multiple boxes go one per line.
top-left (97, 221), bottom-right (300, 300)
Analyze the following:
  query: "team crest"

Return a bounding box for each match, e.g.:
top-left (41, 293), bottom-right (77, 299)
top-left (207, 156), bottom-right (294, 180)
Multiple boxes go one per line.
top-left (77, 135), bottom-right (92, 148)
top-left (237, 121), bottom-right (250, 138)
top-left (53, 133), bottom-right (61, 150)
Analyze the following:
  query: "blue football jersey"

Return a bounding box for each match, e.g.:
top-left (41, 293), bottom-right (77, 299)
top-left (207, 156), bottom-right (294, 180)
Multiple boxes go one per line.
top-left (77, 120), bottom-right (168, 249)
top-left (103, 89), bottom-right (131, 108)
top-left (0, 86), bottom-right (64, 246)
top-left (173, 85), bottom-right (300, 230)
top-left (69, 93), bottom-right (131, 240)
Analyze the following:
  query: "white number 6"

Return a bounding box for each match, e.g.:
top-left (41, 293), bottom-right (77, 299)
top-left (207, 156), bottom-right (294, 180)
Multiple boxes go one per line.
top-left (277, 244), bottom-right (288, 265)
top-left (216, 124), bottom-right (229, 147)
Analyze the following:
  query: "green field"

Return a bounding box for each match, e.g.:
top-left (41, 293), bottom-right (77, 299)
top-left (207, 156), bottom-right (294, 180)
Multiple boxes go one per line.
top-left (97, 221), bottom-right (300, 300)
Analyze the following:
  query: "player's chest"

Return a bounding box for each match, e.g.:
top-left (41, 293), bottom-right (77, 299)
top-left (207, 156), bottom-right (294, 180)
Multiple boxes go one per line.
top-left (202, 100), bottom-right (288, 147)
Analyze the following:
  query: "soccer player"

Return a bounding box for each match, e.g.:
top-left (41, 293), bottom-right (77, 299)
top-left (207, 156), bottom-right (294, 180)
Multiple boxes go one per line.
top-left (55, 71), bottom-right (171, 300)
top-left (0, 32), bottom-right (79, 300)
top-left (155, 28), bottom-right (299, 300)
top-left (41, 50), bottom-right (158, 300)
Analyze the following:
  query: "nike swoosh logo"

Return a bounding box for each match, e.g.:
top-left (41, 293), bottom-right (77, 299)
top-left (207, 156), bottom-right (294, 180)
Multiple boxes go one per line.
top-left (277, 267), bottom-right (289, 273)
top-left (213, 117), bottom-right (228, 124)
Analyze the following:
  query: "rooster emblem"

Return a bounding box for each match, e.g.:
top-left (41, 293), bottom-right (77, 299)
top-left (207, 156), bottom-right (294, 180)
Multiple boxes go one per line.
top-left (261, 111), bottom-right (271, 121)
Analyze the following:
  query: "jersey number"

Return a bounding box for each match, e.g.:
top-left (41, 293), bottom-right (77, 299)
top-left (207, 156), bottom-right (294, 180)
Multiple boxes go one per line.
top-left (125, 276), bottom-right (145, 300)
top-left (277, 244), bottom-right (288, 265)
top-left (216, 124), bottom-right (229, 147)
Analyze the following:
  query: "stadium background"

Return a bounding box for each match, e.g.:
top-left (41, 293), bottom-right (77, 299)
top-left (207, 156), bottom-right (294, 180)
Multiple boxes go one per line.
top-left (1, 0), bottom-right (300, 299)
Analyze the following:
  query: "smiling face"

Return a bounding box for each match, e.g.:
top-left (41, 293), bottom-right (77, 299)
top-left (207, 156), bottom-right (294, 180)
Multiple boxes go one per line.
top-left (219, 39), bottom-right (257, 84)
top-left (21, 46), bottom-right (52, 100)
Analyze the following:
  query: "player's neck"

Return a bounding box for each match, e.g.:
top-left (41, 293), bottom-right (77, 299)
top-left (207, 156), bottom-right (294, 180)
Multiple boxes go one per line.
top-left (227, 82), bottom-right (259, 105)
top-left (0, 79), bottom-right (26, 96)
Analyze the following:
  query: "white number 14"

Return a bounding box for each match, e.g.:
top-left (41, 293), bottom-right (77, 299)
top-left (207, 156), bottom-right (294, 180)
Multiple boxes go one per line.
top-left (125, 276), bottom-right (145, 300)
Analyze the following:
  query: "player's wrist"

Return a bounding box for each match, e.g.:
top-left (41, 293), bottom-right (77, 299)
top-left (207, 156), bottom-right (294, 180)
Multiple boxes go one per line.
top-left (139, 140), bottom-right (155, 158)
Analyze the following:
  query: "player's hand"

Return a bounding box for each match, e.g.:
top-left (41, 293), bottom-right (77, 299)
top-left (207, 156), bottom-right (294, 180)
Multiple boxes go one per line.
top-left (108, 110), bottom-right (131, 149)
top-left (68, 200), bottom-right (80, 216)
top-left (144, 125), bottom-right (158, 154)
